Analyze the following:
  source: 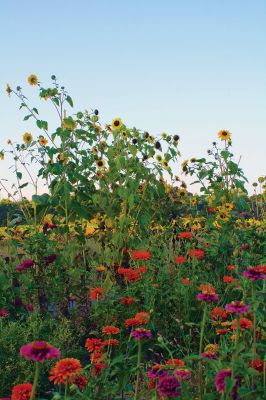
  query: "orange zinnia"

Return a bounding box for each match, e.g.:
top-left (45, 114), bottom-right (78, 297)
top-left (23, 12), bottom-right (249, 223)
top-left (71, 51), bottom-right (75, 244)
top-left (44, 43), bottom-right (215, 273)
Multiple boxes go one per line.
top-left (49, 358), bottom-right (82, 385)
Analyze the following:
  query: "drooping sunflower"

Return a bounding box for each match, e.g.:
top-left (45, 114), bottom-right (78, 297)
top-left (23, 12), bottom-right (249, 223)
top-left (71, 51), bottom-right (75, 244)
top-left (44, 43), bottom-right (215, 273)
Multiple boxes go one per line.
top-left (217, 130), bottom-right (232, 141)
top-left (38, 136), bottom-right (48, 146)
top-left (6, 83), bottom-right (12, 96)
top-left (27, 74), bottom-right (39, 86)
top-left (23, 132), bottom-right (33, 144)
top-left (111, 118), bottom-right (123, 130)
top-left (96, 159), bottom-right (106, 169)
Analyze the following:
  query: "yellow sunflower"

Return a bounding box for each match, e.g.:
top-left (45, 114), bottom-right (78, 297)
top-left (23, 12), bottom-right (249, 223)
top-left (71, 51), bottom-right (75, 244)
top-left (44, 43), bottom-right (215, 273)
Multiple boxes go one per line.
top-left (178, 189), bottom-right (187, 198)
top-left (0, 152), bottom-right (4, 160)
top-left (217, 130), bottom-right (232, 141)
top-left (27, 74), bottom-right (39, 86)
top-left (23, 132), bottom-right (33, 144)
top-left (111, 118), bottom-right (123, 130)
top-left (38, 136), bottom-right (48, 146)
top-left (96, 159), bottom-right (106, 169)
top-left (156, 154), bottom-right (162, 162)
top-left (162, 159), bottom-right (169, 168)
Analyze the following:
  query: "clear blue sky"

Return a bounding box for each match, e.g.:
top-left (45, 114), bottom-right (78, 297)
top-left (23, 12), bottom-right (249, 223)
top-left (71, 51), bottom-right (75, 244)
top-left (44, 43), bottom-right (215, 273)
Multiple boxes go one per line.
top-left (1, 0), bottom-right (265, 196)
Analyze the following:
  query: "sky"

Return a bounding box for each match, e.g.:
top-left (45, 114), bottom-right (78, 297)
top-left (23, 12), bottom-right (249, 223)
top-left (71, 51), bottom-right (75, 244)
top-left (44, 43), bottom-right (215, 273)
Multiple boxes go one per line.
top-left (0, 0), bottom-right (265, 198)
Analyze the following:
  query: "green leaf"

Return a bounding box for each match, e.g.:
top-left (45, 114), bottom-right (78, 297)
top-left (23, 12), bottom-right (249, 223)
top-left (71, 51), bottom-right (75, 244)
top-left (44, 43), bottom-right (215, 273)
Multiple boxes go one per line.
top-left (32, 107), bottom-right (39, 114)
top-left (66, 95), bottom-right (74, 107)
top-left (16, 172), bottom-right (22, 180)
top-left (23, 114), bottom-right (32, 120)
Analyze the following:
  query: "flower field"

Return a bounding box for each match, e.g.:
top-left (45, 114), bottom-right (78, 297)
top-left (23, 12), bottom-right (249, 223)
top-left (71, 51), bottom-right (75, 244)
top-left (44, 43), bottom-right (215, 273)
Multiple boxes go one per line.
top-left (0, 76), bottom-right (265, 400)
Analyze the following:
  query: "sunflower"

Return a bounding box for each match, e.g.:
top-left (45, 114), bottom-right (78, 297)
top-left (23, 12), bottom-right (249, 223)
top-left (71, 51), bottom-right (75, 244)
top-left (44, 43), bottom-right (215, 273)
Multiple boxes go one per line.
top-left (92, 146), bottom-right (98, 154)
top-left (217, 130), bottom-right (232, 141)
top-left (96, 159), bottom-right (106, 169)
top-left (23, 132), bottom-right (33, 144)
top-left (156, 154), bottom-right (162, 162)
top-left (178, 189), bottom-right (187, 198)
top-left (0, 152), bottom-right (4, 160)
top-left (121, 130), bottom-right (128, 138)
top-left (162, 159), bottom-right (169, 168)
top-left (38, 136), bottom-right (48, 146)
top-left (112, 118), bottom-right (123, 130)
top-left (6, 83), bottom-right (12, 96)
top-left (27, 74), bottom-right (39, 86)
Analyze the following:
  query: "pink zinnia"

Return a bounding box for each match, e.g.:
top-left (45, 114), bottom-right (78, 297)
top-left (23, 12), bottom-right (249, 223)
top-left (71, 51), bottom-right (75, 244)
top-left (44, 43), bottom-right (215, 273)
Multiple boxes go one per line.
top-left (225, 301), bottom-right (250, 315)
top-left (157, 375), bottom-right (181, 398)
top-left (131, 328), bottom-right (152, 341)
top-left (20, 341), bottom-right (60, 363)
top-left (215, 369), bottom-right (232, 393)
top-left (197, 293), bottom-right (219, 303)
top-left (15, 259), bottom-right (34, 272)
top-left (0, 309), bottom-right (10, 318)
top-left (243, 266), bottom-right (265, 281)
top-left (174, 369), bottom-right (191, 380)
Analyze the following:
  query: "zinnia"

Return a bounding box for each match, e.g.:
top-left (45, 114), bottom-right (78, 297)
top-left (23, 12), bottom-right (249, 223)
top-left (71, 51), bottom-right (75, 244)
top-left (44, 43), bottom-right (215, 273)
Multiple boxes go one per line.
top-left (157, 375), bottom-right (181, 398)
top-left (214, 369), bottom-right (242, 393)
top-left (20, 341), bottom-right (60, 363)
top-left (130, 250), bottom-right (151, 260)
top-left (11, 384), bottom-right (32, 400)
top-left (175, 256), bottom-right (187, 264)
top-left (89, 287), bottom-right (104, 300)
top-left (131, 328), bottom-right (152, 340)
top-left (102, 326), bottom-right (120, 335)
top-left (225, 301), bottom-right (250, 315)
top-left (49, 358), bottom-right (82, 385)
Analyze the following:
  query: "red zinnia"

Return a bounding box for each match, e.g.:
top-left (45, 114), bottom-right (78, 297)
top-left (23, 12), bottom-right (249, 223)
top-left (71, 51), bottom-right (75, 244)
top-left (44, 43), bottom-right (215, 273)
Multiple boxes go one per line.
top-left (178, 232), bottom-right (193, 239)
top-left (120, 296), bottom-right (135, 305)
top-left (11, 384), bottom-right (32, 400)
top-left (89, 287), bottom-right (104, 300)
top-left (49, 358), bottom-right (82, 385)
top-left (85, 338), bottom-right (105, 353)
top-left (102, 326), bottom-right (120, 335)
top-left (175, 256), bottom-right (187, 264)
top-left (166, 358), bottom-right (185, 367)
top-left (130, 250), bottom-right (151, 260)
top-left (189, 249), bottom-right (205, 259)
top-left (103, 338), bottom-right (119, 347)
top-left (223, 275), bottom-right (236, 284)
top-left (210, 307), bottom-right (228, 322)
top-left (232, 318), bottom-right (252, 330)
top-left (249, 359), bottom-right (264, 372)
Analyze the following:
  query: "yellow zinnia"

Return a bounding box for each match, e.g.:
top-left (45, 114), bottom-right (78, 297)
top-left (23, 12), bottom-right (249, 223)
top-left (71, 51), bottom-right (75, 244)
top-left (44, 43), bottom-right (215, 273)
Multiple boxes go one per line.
top-left (217, 130), bottom-right (232, 141)
top-left (23, 132), bottom-right (33, 144)
top-left (27, 74), bottom-right (39, 86)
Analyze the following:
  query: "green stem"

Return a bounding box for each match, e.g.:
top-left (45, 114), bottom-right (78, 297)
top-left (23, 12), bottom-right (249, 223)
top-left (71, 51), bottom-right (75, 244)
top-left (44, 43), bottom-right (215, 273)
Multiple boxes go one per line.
top-left (64, 379), bottom-right (68, 400)
top-left (134, 341), bottom-right (142, 400)
top-left (232, 316), bottom-right (240, 382)
top-left (199, 304), bottom-right (208, 400)
top-left (30, 363), bottom-right (40, 400)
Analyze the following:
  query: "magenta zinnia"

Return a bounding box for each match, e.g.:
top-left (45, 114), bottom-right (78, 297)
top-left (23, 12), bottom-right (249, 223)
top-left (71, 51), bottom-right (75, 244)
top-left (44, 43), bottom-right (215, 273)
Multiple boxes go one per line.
top-left (157, 375), bottom-right (181, 398)
top-left (225, 301), bottom-right (250, 315)
top-left (20, 341), bottom-right (60, 363)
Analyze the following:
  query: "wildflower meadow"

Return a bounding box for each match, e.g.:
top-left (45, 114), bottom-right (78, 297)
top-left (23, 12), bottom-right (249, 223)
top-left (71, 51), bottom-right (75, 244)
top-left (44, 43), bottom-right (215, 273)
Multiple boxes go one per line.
top-left (0, 75), bottom-right (265, 400)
